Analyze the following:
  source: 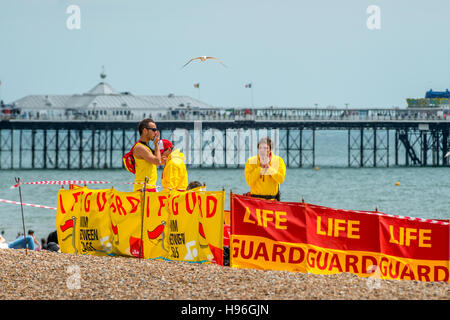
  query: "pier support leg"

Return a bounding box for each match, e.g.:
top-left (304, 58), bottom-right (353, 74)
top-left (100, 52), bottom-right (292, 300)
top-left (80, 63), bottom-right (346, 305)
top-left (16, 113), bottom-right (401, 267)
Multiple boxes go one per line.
top-left (360, 128), bottom-right (364, 167)
top-left (300, 129), bottom-right (303, 167)
top-left (31, 129), bottom-right (35, 169)
top-left (55, 129), bottom-right (59, 169)
top-left (43, 130), bottom-right (47, 169)
top-left (395, 130), bottom-right (398, 166)
top-left (443, 129), bottom-right (449, 166)
top-left (19, 130), bottom-right (23, 169)
top-left (67, 130), bottom-right (71, 169)
top-left (373, 127), bottom-right (377, 167)
top-left (79, 130), bottom-right (83, 169)
top-left (422, 131), bottom-right (427, 167)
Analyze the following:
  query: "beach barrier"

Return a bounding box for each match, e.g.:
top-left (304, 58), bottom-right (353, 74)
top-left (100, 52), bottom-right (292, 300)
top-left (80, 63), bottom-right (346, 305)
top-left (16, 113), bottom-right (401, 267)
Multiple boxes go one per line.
top-left (3, 181), bottom-right (448, 282)
top-left (0, 198), bottom-right (57, 210)
top-left (10, 180), bottom-right (149, 189)
top-left (230, 194), bottom-right (450, 283)
top-left (56, 186), bottom-right (225, 265)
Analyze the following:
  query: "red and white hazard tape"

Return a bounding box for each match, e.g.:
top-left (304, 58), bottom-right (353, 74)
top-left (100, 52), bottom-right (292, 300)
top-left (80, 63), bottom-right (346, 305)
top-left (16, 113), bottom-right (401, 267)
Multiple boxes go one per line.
top-left (10, 180), bottom-right (156, 189)
top-left (10, 180), bottom-right (114, 189)
top-left (0, 198), bottom-right (56, 210)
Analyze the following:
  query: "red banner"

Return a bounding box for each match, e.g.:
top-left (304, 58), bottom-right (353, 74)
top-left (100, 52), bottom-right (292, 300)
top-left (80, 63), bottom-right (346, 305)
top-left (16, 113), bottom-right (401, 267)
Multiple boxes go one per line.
top-left (231, 194), bottom-right (450, 282)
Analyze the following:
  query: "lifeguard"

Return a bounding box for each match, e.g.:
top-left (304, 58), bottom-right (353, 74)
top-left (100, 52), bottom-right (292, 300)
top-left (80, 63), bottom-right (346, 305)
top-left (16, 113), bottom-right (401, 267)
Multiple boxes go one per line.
top-left (131, 118), bottom-right (162, 191)
top-left (160, 139), bottom-right (188, 191)
top-left (244, 137), bottom-right (286, 201)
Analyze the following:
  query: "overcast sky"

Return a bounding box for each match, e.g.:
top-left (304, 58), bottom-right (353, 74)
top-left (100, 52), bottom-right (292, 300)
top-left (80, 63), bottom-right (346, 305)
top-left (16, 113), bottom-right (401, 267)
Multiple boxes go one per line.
top-left (0, 0), bottom-right (449, 108)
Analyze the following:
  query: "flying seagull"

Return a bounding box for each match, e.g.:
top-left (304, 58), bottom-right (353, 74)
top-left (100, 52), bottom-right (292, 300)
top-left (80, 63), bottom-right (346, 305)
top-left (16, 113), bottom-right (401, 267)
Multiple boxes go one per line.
top-left (445, 151), bottom-right (450, 158)
top-left (181, 56), bottom-right (227, 69)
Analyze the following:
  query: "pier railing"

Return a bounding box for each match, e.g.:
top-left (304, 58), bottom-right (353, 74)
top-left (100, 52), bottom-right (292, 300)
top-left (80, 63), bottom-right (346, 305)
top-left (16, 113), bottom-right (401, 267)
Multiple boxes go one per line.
top-left (1, 106), bottom-right (449, 122)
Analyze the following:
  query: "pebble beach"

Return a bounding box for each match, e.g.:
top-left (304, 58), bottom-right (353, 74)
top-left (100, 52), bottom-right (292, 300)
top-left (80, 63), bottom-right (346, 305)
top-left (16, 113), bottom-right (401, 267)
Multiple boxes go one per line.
top-left (0, 249), bottom-right (448, 300)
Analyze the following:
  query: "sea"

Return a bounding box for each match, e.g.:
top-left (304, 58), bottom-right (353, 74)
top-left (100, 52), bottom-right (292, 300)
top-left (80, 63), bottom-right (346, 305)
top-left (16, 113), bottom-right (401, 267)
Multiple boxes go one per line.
top-left (0, 131), bottom-right (448, 243)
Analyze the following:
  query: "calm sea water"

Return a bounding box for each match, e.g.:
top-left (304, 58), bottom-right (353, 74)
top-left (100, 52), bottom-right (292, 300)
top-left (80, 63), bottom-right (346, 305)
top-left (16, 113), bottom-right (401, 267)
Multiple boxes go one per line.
top-left (0, 131), bottom-right (448, 242)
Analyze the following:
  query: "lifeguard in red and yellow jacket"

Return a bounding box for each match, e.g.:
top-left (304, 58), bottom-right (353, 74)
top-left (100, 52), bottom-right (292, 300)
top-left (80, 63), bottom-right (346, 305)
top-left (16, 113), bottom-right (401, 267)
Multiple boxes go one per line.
top-left (244, 137), bottom-right (286, 201)
top-left (132, 119), bottom-right (163, 191)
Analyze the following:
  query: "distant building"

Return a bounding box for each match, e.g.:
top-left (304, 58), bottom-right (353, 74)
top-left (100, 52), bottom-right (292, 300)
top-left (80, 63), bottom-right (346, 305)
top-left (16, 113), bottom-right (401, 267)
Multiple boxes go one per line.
top-left (8, 79), bottom-right (214, 121)
top-left (425, 89), bottom-right (450, 99)
top-left (407, 89), bottom-right (450, 108)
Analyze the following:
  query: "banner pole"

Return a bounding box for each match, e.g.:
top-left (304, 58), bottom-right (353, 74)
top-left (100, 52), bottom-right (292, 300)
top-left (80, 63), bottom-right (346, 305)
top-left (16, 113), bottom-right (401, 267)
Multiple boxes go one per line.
top-left (230, 189), bottom-right (233, 229)
top-left (139, 176), bottom-right (149, 261)
top-left (229, 189), bottom-right (233, 267)
top-left (15, 177), bottom-right (27, 255)
top-left (72, 216), bottom-right (77, 255)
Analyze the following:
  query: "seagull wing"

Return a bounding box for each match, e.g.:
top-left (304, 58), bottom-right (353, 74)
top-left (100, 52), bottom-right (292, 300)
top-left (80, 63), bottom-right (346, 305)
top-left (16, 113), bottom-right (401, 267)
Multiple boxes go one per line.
top-left (445, 151), bottom-right (450, 158)
top-left (181, 57), bottom-right (201, 69)
top-left (206, 56), bottom-right (228, 68)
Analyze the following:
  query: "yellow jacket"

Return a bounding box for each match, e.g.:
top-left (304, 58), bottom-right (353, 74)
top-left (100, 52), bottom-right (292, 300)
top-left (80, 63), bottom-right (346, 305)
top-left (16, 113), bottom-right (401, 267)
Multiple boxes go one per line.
top-left (244, 154), bottom-right (286, 196)
top-left (133, 144), bottom-right (157, 191)
top-left (162, 149), bottom-right (188, 191)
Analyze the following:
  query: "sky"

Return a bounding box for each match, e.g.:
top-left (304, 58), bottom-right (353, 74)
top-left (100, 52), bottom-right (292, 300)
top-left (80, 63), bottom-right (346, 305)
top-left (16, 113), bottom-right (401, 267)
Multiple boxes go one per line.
top-left (0, 0), bottom-right (449, 109)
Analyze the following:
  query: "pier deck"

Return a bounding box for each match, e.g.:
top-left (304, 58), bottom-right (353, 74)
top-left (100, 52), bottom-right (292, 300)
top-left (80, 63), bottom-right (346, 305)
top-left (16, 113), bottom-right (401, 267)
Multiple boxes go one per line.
top-left (1, 108), bottom-right (449, 169)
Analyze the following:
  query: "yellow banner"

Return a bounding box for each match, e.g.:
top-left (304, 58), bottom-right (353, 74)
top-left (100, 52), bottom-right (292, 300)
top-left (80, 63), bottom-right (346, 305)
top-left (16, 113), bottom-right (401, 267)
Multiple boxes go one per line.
top-left (56, 187), bottom-right (225, 264)
top-left (164, 190), bottom-right (224, 263)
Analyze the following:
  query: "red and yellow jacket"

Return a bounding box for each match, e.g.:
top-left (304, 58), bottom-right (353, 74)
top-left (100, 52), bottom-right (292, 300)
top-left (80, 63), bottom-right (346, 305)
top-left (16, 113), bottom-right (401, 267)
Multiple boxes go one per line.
top-left (161, 149), bottom-right (188, 191)
top-left (244, 154), bottom-right (286, 196)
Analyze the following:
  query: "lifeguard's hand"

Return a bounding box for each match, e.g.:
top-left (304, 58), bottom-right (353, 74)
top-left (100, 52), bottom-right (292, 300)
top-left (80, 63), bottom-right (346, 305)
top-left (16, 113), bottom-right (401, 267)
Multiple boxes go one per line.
top-left (259, 155), bottom-right (270, 168)
top-left (154, 130), bottom-right (160, 146)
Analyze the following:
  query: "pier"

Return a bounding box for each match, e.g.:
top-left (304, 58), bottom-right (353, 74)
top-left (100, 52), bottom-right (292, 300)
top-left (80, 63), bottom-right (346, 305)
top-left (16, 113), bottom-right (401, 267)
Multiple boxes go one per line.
top-left (0, 107), bottom-right (449, 169)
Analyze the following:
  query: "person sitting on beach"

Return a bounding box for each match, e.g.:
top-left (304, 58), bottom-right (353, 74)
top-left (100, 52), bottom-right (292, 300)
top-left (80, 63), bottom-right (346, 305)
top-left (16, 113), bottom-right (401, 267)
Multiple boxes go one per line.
top-left (244, 137), bottom-right (286, 201)
top-left (160, 139), bottom-right (188, 191)
top-left (0, 231), bottom-right (8, 249)
top-left (186, 181), bottom-right (203, 191)
top-left (41, 237), bottom-right (47, 250)
top-left (8, 230), bottom-right (41, 251)
top-left (41, 230), bottom-right (60, 252)
top-left (29, 230), bottom-right (41, 250)
top-left (46, 242), bottom-right (60, 252)
top-left (47, 230), bottom-right (58, 245)
top-left (132, 118), bottom-right (162, 192)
